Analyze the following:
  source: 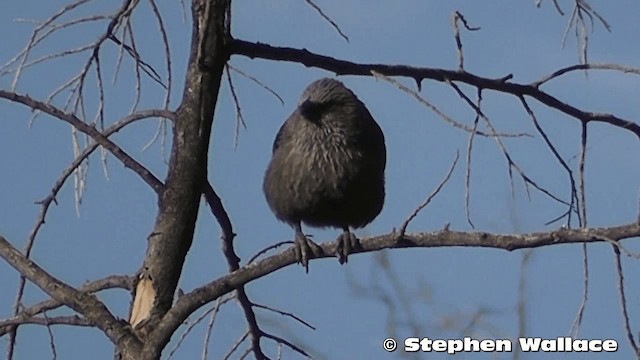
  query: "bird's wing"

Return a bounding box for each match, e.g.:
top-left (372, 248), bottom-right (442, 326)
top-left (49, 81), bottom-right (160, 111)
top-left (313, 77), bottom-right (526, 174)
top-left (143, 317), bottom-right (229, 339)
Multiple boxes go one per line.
top-left (358, 100), bottom-right (387, 169)
top-left (272, 117), bottom-right (290, 154)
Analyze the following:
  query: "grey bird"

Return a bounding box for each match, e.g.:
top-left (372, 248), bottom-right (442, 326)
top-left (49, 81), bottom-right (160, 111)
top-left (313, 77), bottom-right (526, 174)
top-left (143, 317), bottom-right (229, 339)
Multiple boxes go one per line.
top-left (263, 78), bottom-right (386, 271)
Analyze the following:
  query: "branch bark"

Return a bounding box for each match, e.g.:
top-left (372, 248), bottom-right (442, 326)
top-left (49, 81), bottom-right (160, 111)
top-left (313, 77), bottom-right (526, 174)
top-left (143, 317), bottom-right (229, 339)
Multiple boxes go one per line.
top-left (0, 274), bottom-right (134, 336)
top-left (0, 90), bottom-right (164, 193)
top-left (229, 39), bottom-right (640, 139)
top-left (146, 221), bottom-right (640, 349)
top-left (0, 236), bottom-right (141, 352)
top-left (127, 0), bottom-right (231, 358)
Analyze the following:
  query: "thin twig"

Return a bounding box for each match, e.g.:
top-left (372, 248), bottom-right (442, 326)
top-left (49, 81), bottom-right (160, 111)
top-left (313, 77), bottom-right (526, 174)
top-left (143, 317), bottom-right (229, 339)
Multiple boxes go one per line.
top-left (227, 64), bottom-right (285, 105)
top-left (2, 314), bottom-right (93, 328)
top-left (148, 0), bottom-right (172, 110)
top-left (253, 303), bottom-right (316, 330)
top-left (536, 0), bottom-right (565, 15)
top-left (451, 11), bottom-right (480, 70)
top-left (225, 65), bottom-right (247, 149)
top-left (514, 250), bottom-right (533, 360)
top-left (221, 331), bottom-right (250, 360)
top-left (372, 71), bottom-right (529, 138)
top-left (464, 89), bottom-right (482, 229)
top-left (303, 0), bottom-right (349, 42)
top-left (597, 236), bottom-right (640, 260)
top-left (570, 243), bottom-right (588, 338)
top-left (533, 63), bottom-right (640, 87)
top-left (612, 246), bottom-right (640, 356)
top-left (167, 295), bottom-right (234, 359)
top-left (202, 295), bottom-right (235, 360)
top-left (400, 151), bottom-right (460, 236)
top-left (9, 0), bottom-right (93, 90)
top-left (248, 241), bottom-right (294, 265)
top-left (520, 97), bottom-right (579, 226)
top-left (43, 312), bottom-right (58, 360)
top-left (578, 121), bottom-right (588, 224)
top-left (262, 332), bottom-right (311, 358)
top-left (570, 121), bottom-right (589, 338)
top-left (448, 81), bottom-right (571, 208)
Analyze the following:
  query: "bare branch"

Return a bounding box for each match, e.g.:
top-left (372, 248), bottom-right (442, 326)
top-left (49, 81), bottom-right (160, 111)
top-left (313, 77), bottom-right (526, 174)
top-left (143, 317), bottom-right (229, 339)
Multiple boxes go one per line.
top-left (3, 108), bottom-right (167, 354)
top-left (1, 314), bottom-right (94, 329)
top-left (400, 151), bottom-right (460, 236)
top-left (8, 0), bottom-right (94, 90)
top-left (0, 90), bottom-right (164, 193)
top-left (145, 221), bottom-right (640, 351)
top-left (612, 246), bottom-right (640, 357)
top-left (451, 11), bottom-right (480, 70)
top-left (533, 63), bottom-right (640, 87)
top-left (167, 295), bottom-right (234, 360)
top-left (253, 303), bottom-right (316, 331)
top-left (561, 1), bottom-right (610, 64)
top-left (43, 312), bottom-right (58, 360)
top-left (520, 97), bottom-right (579, 226)
top-left (202, 295), bottom-right (236, 360)
top-left (537, 0), bottom-right (565, 16)
top-left (222, 331), bottom-right (250, 360)
top-left (578, 121), bottom-right (588, 226)
top-left (598, 236), bottom-right (640, 260)
top-left (148, 0), bottom-right (173, 110)
top-left (464, 88), bottom-right (482, 228)
top-left (231, 40), bottom-right (640, 138)
top-left (569, 244), bottom-right (589, 337)
top-left (515, 250), bottom-right (533, 360)
top-left (449, 81), bottom-right (570, 208)
top-left (0, 275), bottom-right (134, 336)
top-left (248, 241), bottom-right (293, 265)
top-left (203, 181), bottom-right (237, 266)
top-left (262, 332), bottom-right (310, 358)
top-left (303, 0), bottom-right (349, 42)
top-left (202, 180), bottom-right (265, 358)
top-left (372, 71), bottom-right (528, 138)
top-left (0, 235), bottom-right (139, 350)
top-left (225, 65), bottom-right (247, 149)
top-left (227, 64), bottom-right (285, 105)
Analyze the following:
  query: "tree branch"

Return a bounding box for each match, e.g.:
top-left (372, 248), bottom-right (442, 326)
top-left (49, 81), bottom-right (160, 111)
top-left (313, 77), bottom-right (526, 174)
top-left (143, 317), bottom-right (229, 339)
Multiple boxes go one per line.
top-left (147, 221), bottom-right (640, 350)
top-left (0, 274), bottom-right (134, 336)
top-left (131, 2), bottom-right (231, 358)
top-left (0, 315), bottom-right (94, 328)
top-left (0, 235), bottom-right (140, 351)
top-left (229, 39), bottom-right (640, 139)
top-left (0, 90), bottom-right (164, 193)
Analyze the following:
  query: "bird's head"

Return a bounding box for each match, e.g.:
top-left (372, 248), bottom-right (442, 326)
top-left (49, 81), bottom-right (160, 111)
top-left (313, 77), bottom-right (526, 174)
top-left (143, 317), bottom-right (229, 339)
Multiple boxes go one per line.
top-left (297, 78), bottom-right (355, 122)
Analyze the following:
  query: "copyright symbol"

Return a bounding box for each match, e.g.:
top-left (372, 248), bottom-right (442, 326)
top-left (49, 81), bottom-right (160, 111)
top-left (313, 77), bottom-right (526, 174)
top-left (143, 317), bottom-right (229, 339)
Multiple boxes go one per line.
top-left (383, 338), bottom-right (397, 352)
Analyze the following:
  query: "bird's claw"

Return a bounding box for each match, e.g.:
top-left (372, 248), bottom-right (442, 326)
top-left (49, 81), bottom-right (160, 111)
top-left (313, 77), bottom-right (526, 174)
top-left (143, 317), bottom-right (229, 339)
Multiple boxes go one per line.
top-left (294, 233), bottom-right (322, 273)
top-left (336, 230), bottom-right (359, 264)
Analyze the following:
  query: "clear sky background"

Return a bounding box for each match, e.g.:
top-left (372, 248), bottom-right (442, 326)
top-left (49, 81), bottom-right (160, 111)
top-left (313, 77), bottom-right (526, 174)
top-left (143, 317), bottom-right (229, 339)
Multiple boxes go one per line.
top-left (2, 1), bottom-right (640, 359)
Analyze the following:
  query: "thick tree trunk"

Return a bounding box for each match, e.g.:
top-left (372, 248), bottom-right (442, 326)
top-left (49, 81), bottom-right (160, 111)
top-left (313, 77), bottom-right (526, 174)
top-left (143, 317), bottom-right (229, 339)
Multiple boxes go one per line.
top-left (120, 0), bottom-right (230, 358)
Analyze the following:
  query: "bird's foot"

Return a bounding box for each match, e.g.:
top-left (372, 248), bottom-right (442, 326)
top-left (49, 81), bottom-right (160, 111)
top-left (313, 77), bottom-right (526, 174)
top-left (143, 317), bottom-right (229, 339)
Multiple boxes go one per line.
top-left (294, 232), bottom-right (322, 273)
top-left (336, 230), bottom-right (359, 265)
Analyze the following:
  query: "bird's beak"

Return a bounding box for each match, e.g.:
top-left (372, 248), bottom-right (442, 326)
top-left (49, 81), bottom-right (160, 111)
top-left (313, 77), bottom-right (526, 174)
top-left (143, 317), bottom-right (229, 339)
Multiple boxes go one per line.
top-left (299, 99), bottom-right (314, 112)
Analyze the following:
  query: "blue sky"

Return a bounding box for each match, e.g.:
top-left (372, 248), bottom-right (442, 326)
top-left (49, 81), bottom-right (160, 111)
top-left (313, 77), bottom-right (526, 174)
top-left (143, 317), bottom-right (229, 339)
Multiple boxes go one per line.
top-left (2, 1), bottom-right (640, 359)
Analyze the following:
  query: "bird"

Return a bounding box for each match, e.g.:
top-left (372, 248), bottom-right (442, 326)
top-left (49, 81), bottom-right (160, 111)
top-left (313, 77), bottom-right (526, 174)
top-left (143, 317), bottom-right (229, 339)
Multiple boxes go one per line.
top-left (263, 78), bottom-right (386, 271)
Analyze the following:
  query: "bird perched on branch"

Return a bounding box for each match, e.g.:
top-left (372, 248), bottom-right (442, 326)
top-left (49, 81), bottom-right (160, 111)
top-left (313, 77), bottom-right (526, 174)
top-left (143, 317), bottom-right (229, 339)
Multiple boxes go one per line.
top-left (263, 78), bottom-right (386, 271)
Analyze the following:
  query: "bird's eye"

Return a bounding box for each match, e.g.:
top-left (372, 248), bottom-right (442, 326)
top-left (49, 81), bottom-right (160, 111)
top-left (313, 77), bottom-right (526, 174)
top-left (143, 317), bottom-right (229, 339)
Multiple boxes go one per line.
top-left (300, 99), bottom-right (330, 121)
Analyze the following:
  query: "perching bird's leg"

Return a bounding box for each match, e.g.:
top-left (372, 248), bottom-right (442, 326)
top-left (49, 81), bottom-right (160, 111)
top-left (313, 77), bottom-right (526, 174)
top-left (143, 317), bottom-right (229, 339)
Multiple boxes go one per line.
top-left (294, 222), bottom-right (321, 272)
top-left (336, 227), bottom-right (359, 264)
